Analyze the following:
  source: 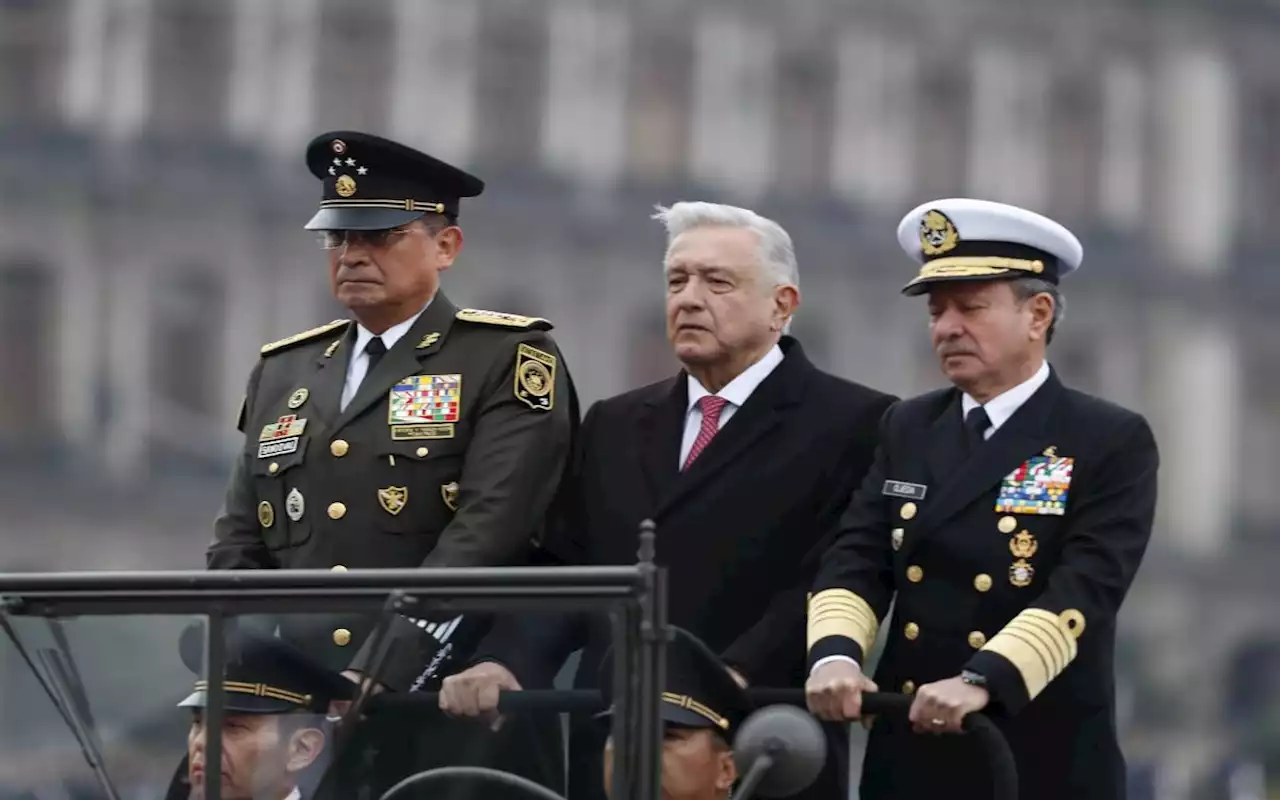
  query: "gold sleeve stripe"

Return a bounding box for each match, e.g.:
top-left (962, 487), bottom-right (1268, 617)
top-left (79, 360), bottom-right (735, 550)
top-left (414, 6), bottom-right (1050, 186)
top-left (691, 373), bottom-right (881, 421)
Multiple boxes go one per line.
top-left (980, 608), bottom-right (1079, 701)
top-left (807, 589), bottom-right (879, 655)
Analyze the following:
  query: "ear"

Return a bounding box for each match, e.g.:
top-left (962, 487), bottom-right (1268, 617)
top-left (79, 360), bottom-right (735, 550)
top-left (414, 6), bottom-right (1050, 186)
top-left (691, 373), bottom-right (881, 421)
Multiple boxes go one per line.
top-left (285, 726), bottom-right (326, 774)
top-left (715, 745), bottom-right (738, 793)
top-left (772, 284), bottom-right (801, 331)
top-left (433, 225), bottom-right (465, 270)
top-left (1026, 291), bottom-right (1055, 342)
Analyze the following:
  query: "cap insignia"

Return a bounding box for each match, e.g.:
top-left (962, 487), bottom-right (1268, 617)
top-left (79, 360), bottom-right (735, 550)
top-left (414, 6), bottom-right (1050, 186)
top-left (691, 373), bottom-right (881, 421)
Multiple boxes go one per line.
top-left (920, 209), bottom-right (959, 256)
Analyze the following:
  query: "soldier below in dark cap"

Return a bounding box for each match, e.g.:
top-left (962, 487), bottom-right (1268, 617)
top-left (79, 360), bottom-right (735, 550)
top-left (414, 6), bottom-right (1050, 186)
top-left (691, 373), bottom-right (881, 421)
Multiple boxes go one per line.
top-left (174, 625), bottom-right (352, 800)
top-left (599, 627), bottom-right (752, 800)
top-left (206, 131), bottom-right (575, 795)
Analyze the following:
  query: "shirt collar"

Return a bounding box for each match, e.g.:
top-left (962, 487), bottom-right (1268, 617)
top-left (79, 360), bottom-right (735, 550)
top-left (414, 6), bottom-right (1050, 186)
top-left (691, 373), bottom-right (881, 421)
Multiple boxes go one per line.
top-left (686, 344), bottom-right (785, 413)
top-left (961, 360), bottom-right (1051, 431)
top-left (282, 787), bottom-right (302, 800)
top-left (352, 297), bottom-right (432, 357)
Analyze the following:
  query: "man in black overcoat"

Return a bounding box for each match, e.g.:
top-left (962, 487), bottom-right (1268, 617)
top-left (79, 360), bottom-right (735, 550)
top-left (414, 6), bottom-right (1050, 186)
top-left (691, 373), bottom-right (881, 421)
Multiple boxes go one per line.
top-left (805, 198), bottom-right (1160, 800)
top-left (440, 201), bottom-right (896, 800)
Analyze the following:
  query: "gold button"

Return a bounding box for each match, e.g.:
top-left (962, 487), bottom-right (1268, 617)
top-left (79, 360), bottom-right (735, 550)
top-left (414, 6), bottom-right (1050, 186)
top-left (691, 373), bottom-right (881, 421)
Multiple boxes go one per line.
top-left (974, 573), bottom-right (993, 592)
top-left (330, 440), bottom-right (349, 457)
top-left (333, 628), bottom-right (351, 647)
top-left (327, 502), bottom-right (347, 520)
top-left (330, 565), bottom-right (348, 573)
top-left (906, 565), bottom-right (923, 583)
top-left (968, 631), bottom-right (987, 649)
top-left (904, 622), bottom-right (920, 640)
top-left (268, 462), bottom-right (279, 475)
top-left (416, 446), bottom-right (429, 457)
top-left (900, 502), bottom-right (917, 520)
top-left (902, 680), bottom-right (916, 695)
top-left (998, 515), bottom-right (1017, 534)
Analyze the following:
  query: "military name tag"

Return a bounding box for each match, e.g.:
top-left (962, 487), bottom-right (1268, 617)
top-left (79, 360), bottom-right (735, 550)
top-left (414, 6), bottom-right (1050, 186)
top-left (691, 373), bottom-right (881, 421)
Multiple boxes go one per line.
top-left (996, 455), bottom-right (1074, 515)
top-left (258, 415), bottom-right (307, 459)
top-left (390, 423), bottom-right (455, 441)
top-left (882, 480), bottom-right (927, 501)
top-left (390, 374), bottom-right (461, 425)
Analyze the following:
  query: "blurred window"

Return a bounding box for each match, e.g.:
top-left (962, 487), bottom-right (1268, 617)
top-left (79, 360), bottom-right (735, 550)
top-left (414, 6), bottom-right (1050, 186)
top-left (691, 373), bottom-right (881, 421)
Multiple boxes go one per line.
top-left (149, 0), bottom-right (231, 137)
top-left (622, 13), bottom-right (694, 183)
top-left (312, 0), bottom-right (393, 133)
top-left (0, 259), bottom-right (57, 439)
top-left (772, 33), bottom-right (834, 196)
top-left (0, 0), bottom-right (66, 125)
top-left (150, 267), bottom-right (224, 417)
top-left (473, 0), bottom-right (548, 169)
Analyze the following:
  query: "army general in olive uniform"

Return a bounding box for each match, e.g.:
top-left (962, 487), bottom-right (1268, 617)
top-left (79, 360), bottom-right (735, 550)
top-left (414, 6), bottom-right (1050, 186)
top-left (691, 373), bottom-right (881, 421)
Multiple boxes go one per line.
top-left (206, 130), bottom-right (576, 798)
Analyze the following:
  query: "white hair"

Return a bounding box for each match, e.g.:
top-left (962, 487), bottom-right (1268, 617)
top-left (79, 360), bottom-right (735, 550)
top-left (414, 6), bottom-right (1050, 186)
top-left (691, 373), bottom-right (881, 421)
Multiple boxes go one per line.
top-left (651, 201), bottom-right (800, 288)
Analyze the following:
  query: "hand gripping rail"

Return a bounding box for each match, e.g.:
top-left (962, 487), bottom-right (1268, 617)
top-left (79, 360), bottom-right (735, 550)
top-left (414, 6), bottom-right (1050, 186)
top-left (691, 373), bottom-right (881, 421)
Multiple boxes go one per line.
top-left (369, 689), bottom-right (1019, 800)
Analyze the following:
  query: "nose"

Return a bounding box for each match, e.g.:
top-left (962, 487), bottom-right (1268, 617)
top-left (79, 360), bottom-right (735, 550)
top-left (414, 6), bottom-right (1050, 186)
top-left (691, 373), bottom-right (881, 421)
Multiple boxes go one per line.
top-left (931, 306), bottom-right (964, 341)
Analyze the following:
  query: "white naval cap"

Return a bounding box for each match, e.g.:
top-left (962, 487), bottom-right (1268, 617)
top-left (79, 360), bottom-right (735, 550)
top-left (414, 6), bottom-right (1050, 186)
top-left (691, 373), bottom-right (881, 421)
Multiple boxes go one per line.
top-left (895, 198), bottom-right (1084, 296)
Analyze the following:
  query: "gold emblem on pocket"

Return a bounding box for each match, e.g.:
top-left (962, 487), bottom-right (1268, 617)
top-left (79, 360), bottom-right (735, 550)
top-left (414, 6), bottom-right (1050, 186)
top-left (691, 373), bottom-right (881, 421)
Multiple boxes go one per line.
top-left (1009, 531), bottom-right (1038, 559)
top-left (1009, 560), bottom-right (1034, 587)
top-left (441, 481), bottom-right (460, 512)
top-left (378, 486), bottom-right (408, 516)
top-left (257, 501), bottom-right (275, 528)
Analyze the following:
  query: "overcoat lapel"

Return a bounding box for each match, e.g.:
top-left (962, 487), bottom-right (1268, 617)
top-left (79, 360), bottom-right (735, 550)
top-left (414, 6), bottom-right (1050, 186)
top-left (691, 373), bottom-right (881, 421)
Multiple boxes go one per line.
top-left (329, 294), bottom-right (459, 433)
top-left (637, 378), bottom-right (686, 509)
top-left (904, 372), bottom-right (1064, 560)
top-left (651, 340), bottom-right (809, 517)
top-left (925, 393), bottom-right (968, 488)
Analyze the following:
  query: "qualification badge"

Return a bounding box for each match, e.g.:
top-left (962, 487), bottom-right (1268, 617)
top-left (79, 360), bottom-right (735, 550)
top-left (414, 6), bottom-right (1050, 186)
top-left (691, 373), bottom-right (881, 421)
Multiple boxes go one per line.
top-left (441, 481), bottom-right (460, 512)
top-left (258, 415), bottom-right (307, 459)
top-left (514, 344), bottom-right (556, 411)
top-left (378, 486), bottom-right (408, 516)
top-left (995, 455), bottom-right (1074, 515)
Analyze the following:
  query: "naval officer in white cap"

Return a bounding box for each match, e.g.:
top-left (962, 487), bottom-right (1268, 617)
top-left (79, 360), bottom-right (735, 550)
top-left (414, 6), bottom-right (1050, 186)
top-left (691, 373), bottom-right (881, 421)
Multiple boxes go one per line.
top-left (803, 199), bottom-right (1160, 800)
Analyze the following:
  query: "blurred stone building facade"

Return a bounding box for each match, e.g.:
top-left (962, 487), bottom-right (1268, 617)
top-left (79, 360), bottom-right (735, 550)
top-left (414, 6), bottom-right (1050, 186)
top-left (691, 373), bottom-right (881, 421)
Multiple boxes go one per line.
top-left (0, 0), bottom-right (1278, 792)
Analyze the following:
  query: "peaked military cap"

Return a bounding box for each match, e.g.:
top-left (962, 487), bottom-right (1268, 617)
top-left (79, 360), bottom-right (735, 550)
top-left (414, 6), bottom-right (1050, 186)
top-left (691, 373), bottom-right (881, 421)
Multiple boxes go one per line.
top-left (896, 198), bottom-right (1084, 296)
top-left (176, 623), bottom-right (352, 715)
top-left (598, 627), bottom-right (752, 740)
top-left (303, 130), bottom-right (485, 231)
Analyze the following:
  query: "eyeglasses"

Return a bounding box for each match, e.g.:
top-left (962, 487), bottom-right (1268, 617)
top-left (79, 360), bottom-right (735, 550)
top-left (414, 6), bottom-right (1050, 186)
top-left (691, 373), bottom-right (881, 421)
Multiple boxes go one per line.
top-left (317, 226), bottom-right (414, 251)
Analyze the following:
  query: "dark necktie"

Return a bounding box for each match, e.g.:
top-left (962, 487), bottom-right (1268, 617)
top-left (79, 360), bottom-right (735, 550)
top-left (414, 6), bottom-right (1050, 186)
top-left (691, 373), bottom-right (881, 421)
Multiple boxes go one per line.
top-left (965, 406), bottom-right (991, 454)
top-left (365, 336), bottom-right (387, 373)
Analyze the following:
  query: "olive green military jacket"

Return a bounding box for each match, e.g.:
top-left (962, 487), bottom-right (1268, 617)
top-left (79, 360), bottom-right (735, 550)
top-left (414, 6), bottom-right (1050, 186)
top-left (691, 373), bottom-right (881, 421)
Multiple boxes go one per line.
top-left (207, 293), bottom-right (577, 689)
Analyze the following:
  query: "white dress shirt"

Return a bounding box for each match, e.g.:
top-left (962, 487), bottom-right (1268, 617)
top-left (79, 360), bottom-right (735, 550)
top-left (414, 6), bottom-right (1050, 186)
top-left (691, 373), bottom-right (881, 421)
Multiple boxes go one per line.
top-left (811, 360), bottom-right (1052, 674)
top-left (340, 299), bottom-right (431, 411)
top-left (282, 788), bottom-right (301, 800)
top-left (961, 360), bottom-right (1051, 439)
top-left (679, 344), bottom-right (785, 467)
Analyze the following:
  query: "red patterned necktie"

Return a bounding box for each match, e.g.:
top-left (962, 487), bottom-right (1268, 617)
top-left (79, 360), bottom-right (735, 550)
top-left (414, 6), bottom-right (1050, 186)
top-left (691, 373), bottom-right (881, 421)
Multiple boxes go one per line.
top-left (683, 395), bottom-right (730, 471)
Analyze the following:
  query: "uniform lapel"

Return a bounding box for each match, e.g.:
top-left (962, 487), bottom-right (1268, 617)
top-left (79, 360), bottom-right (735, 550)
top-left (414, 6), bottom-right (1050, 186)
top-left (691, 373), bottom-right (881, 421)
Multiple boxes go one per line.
top-left (906, 372), bottom-right (1064, 553)
top-left (329, 295), bottom-right (459, 433)
top-left (655, 340), bottom-right (808, 516)
top-left (925, 392), bottom-right (968, 487)
top-left (637, 378), bottom-right (686, 508)
top-left (306, 324), bottom-right (356, 430)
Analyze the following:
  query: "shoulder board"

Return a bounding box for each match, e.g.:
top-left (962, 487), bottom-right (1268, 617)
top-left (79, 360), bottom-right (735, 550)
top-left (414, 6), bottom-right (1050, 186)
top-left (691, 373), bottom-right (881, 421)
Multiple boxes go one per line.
top-left (455, 308), bottom-right (553, 330)
top-left (260, 319), bottom-right (350, 356)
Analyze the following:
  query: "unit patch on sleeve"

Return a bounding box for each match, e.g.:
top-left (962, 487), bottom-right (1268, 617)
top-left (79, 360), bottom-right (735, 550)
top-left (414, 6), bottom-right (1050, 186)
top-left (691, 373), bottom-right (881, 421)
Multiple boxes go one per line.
top-left (514, 343), bottom-right (556, 411)
top-left (995, 455), bottom-right (1074, 515)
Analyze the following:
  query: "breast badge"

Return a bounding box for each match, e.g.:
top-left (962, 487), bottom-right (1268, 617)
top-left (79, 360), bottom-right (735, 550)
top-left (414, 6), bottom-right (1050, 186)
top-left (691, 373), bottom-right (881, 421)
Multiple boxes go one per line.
top-left (1009, 560), bottom-right (1035, 588)
top-left (441, 481), bottom-right (460, 512)
top-left (995, 455), bottom-right (1074, 516)
top-left (378, 486), bottom-right (408, 516)
top-left (287, 388), bottom-right (309, 409)
top-left (258, 415), bottom-right (307, 459)
top-left (257, 501), bottom-right (275, 528)
top-left (286, 487), bottom-right (305, 522)
top-left (1009, 531), bottom-right (1038, 559)
top-left (514, 344), bottom-right (556, 411)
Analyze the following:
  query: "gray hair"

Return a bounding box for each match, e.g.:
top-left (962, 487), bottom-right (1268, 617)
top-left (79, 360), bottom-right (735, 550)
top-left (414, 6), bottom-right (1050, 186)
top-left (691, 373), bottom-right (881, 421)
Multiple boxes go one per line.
top-left (1010, 277), bottom-right (1066, 345)
top-left (651, 201), bottom-right (800, 289)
